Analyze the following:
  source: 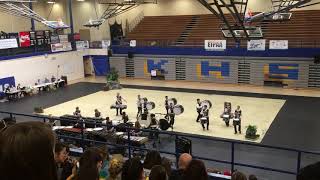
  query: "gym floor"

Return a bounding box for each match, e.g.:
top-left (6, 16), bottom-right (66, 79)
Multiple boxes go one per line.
top-left (1, 77), bottom-right (320, 180)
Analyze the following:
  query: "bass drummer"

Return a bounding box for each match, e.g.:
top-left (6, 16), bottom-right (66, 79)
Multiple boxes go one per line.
top-left (115, 93), bottom-right (126, 116)
top-left (136, 95), bottom-right (143, 118)
top-left (201, 105), bottom-right (210, 131)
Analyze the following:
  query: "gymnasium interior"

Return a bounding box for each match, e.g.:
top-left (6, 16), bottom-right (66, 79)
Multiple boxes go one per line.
top-left (1, 0), bottom-right (320, 180)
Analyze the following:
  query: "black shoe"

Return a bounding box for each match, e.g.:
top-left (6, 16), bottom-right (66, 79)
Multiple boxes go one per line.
top-left (234, 132), bottom-right (237, 134)
top-left (203, 127), bottom-right (205, 130)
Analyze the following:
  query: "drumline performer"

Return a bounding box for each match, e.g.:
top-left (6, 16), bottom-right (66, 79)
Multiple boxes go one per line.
top-left (94, 109), bottom-right (101, 118)
top-left (168, 103), bottom-right (175, 129)
top-left (200, 105), bottom-right (209, 131)
top-left (73, 107), bottom-right (81, 117)
top-left (115, 93), bottom-right (126, 116)
top-left (233, 106), bottom-right (242, 134)
top-left (196, 99), bottom-right (202, 122)
top-left (136, 95), bottom-right (143, 118)
top-left (165, 96), bottom-right (169, 114)
top-left (122, 111), bottom-right (129, 124)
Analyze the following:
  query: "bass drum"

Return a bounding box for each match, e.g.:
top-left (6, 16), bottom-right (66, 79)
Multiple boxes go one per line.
top-left (201, 100), bottom-right (212, 109)
top-left (146, 101), bottom-right (155, 110)
top-left (159, 119), bottom-right (170, 130)
top-left (173, 105), bottom-right (184, 115)
top-left (168, 98), bottom-right (177, 106)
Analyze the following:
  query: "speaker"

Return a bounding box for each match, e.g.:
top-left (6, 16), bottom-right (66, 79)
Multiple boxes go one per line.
top-left (314, 55), bottom-right (320, 64)
top-left (128, 52), bottom-right (134, 59)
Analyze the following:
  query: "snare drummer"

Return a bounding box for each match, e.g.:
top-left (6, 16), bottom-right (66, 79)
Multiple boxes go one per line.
top-left (196, 99), bottom-right (202, 122)
top-left (201, 105), bottom-right (209, 131)
top-left (136, 95), bottom-right (143, 118)
top-left (168, 103), bottom-right (175, 129)
top-left (233, 106), bottom-right (242, 134)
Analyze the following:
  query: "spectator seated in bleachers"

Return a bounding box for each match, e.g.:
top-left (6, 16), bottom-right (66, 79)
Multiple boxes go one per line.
top-left (122, 157), bottom-right (144, 180)
top-left (144, 150), bottom-right (162, 177)
top-left (183, 159), bottom-right (208, 180)
top-left (107, 154), bottom-right (124, 180)
top-left (149, 165), bottom-right (168, 180)
top-left (170, 153), bottom-right (192, 180)
top-left (0, 121), bottom-right (57, 180)
top-left (248, 174), bottom-right (257, 180)
top-left (231, 171), bottom-right (247, 180)
top-left (297, 161), bottom-right (320, 180)
top-left (55, 142), bottom-right (75, 180)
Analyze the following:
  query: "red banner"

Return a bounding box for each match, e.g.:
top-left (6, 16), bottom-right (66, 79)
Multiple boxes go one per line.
top-left (19, 32), bottom-right (31, 47)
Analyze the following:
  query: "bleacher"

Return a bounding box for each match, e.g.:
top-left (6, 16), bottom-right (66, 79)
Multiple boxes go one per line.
top-left (126, 10), bottom-right (320, 48)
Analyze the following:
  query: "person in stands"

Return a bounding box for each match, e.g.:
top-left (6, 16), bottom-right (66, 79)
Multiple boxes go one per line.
top-left (149, 165), bottom-right (168, 180)
top-left (183, 160), bottom-right (208, 180)
top-left (231, 171), bottom-right (247, 180)
top-left (55, 142), bottom-right (75, 180)
top-left (0, 121), bottom-right (57, 180)
top-left (170, 153), bottom-right (192, 180)
top-left (144, 150), bottom-right (162, 177)
top-left (297, 161), bottom-right (320, 180)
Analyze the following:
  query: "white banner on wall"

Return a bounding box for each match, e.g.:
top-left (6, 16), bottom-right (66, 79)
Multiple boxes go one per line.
top-left (130, 40), bottom-right (136, 47)
top-left (102, 40), bottom-right (111, 49)
top-left (247, 39), bottom-right (266, 51)
top-left (0, 38), bottom-right (18, 50)
top-left (269, 40), bottom-right (288, 49)
top-left (51, 42), bottom-right (72, 52)
top-left (58, 35), bottom-right (68, 43)
top-left (76, 41), bottom-right (89, 50)
top-left (204, 40), bottom-right (226, 51)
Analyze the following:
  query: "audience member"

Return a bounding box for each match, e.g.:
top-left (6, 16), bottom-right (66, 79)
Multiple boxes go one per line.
top-left (55, 142), bottom-right (74, 180)
top-left (69, 148), bottom-right (103, 180)
top-left (0, 121), bottom-right (57, 180)
top-left (248, 174), bottom-right (257, 180)
top-left (297, 161), bottom-right (320, 180)
top-left (149, 165), bottom-right (168, 180)
top-left (122, 157), bottom-right (144, 180)
top-left (170, 153), bottom-right (192, 180)
top-left (161, 157), bottom-right (172, 177)
top-left (231, 171), bottom-right (247, 180)
top-left (94, 146), bottom-right (110, 179)
top-left (183, 159), bottom-right (208, 180)
top-left (144, 150), bottom-right (162, 177)
top-left (107, 154), bottom-right (124, 180)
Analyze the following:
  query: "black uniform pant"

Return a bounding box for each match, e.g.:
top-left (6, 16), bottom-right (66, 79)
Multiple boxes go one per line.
top-left (233, 120), bottom-right (241, 133)
top-left (165, 106), bottom-right (169, 114)
top-left (201, 117), bottom-right (209, 130)
top-left (137, 107), bottom-right (142, 117)
top-left (196, 111), bottom-right (201, 122)
top-left (169, 114), bottom-right (175, 127)
top-left (116, 108), bottom-right (122, 116)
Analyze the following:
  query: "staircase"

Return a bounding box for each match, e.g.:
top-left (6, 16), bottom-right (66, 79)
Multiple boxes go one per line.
top-left (308, 64), bottom-right (320, 88)
top-left (175, 15), bottom-right (200, 45)
top-left (175, 59), bottom-right (186, 80)
top-left (238, 61), bottom-right (250, 84)
top-left (125, 58), bottom-right (135, 77)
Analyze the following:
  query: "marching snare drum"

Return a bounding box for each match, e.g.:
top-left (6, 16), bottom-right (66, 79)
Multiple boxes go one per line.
top-left (110, 104), bottom-right (127, 109)
top-left (200, 117), bottom-right (208, 124)
top-left (201, 100), bottom-right (212, 109)
top-left (168, 98), bottom-right (177, 106)
top-left (146, 102), bottom-right (155, 110)
top-left (173, 105), bottom-right (184, 115)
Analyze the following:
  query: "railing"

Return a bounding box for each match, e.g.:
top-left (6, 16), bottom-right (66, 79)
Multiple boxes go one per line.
top-left (1, 110), bottom-right (320, 179)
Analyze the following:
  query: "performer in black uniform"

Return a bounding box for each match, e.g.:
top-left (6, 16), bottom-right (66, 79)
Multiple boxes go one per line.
top-left (168, 103), bottom-right (175, 129)
top-left (122, 111), bottom-right (129, 124)
top-left (136, 95), bottom-right (143, 118)
top-left (165, 96), bottom-right (169, 114)
top-left (233, 106), bottom-right (242, 134)
top-left (148, 113), bottom-right (158, 128)
top-left (115, 93), bottom-right (126, 116)
top-left (94, 109), bottom-right (101, 118)
top-left (201, 105), bottom-right (209, 130)
top-left (196, 99), bottom-right (202, 122)
top-left (73, 107), bottom-right (81, 117)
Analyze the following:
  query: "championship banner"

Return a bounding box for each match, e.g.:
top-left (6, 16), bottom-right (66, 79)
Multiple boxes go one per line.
top-left (19, 32), bottom-right (31, 47)
top-left (102, 40), bottom-right (111, 49)
top-left (204, 40), bottom-right (226, 51)
top-left (0, 38), bottom-right (18, 50)
top-left (51, 42), bottom-right (72, 52)
top-left (76, 41), bottom-right (89, 50)
top-left (269, 40), bottom-right (288, 50)
top-left (247, 39), bottom-right (266, 51)
top-left (58, 35), bottom-right (68, 43)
